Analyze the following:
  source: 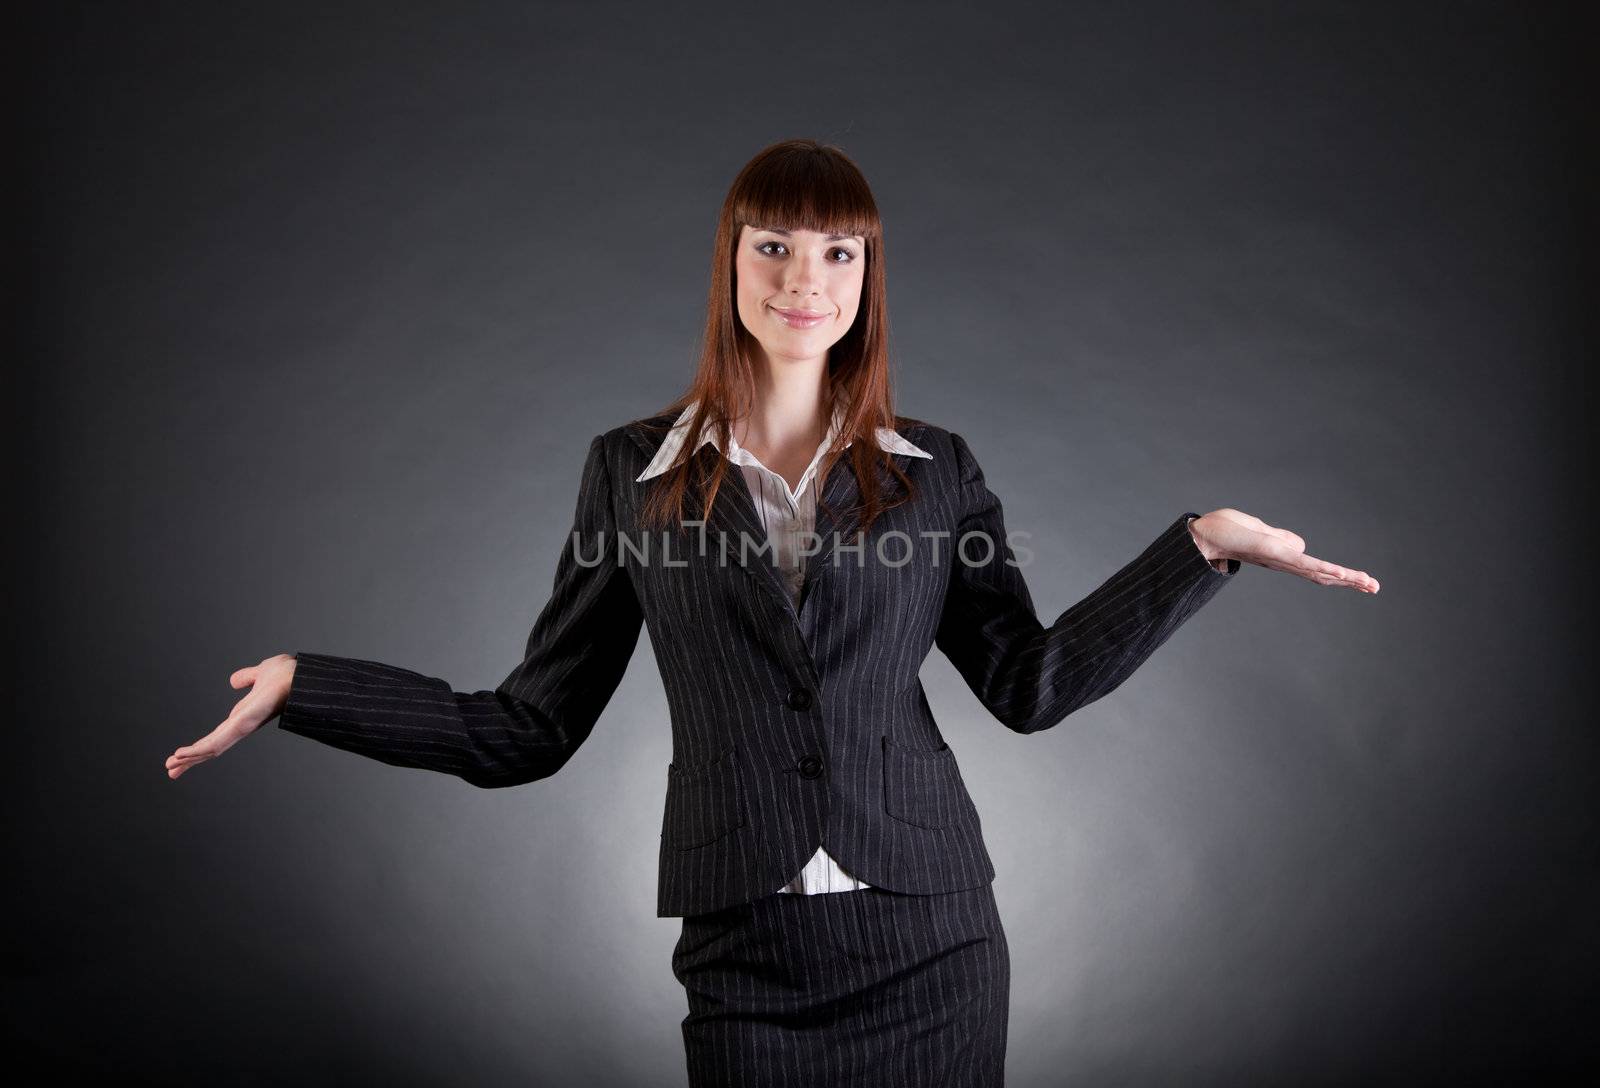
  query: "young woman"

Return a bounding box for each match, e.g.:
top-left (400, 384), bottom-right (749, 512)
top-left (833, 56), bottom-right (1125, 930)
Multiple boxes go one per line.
top-left (166, 139), bottom-right (1378, 1086)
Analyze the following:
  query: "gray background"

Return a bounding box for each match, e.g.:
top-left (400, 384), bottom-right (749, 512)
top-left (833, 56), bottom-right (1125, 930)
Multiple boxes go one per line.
top-left (13, 1), bottom-right (1591, 1083)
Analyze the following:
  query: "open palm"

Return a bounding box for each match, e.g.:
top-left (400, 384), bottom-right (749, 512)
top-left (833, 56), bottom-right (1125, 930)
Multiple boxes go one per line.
top-left (164, 654), bottom-right (296, 779)
top-left (1192, 508), bottom-right (1379, 593)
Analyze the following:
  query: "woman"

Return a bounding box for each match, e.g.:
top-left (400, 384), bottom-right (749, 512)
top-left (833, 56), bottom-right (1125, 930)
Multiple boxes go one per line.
top-left (166, 139), bottom-right (1378, 1086)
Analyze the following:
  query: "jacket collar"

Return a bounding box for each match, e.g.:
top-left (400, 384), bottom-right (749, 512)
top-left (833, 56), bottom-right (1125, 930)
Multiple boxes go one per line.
top-left (621, 401), bottom-right (934, 652)
top-left (634, 399), bottom-right (931, 483)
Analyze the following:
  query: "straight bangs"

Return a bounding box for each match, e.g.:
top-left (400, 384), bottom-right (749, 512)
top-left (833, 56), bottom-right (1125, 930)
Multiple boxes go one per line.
top-left (732, 151), bottom-right (882, 245)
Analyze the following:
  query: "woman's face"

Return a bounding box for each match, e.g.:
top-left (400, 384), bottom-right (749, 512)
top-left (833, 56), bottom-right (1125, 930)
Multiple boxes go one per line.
top-left (734, 224), bottom-right (866, 369)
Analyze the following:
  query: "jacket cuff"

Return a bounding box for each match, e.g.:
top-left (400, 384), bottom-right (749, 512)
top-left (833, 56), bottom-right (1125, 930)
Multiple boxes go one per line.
top-left (277, 650), bottom-right (380, 734)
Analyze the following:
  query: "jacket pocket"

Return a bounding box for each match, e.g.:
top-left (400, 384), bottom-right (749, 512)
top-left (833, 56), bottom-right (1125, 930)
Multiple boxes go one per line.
top-left (663, 743), bottom-right (746, 850)
top-left (881, 734), bottom-right (971, 830)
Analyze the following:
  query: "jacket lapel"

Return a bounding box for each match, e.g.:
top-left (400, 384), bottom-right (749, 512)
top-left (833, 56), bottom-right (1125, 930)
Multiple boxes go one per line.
top-left (796, 451), bottom-right (862, 616)
top-left (623, 417), bottom-right (919, 629)
top-left (623, 419), bottom-right (793, 617)
top-left (700, 443), bottom-right (801, 617)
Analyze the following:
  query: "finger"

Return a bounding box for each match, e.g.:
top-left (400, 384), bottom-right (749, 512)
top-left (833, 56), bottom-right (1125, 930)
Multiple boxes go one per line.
top-left (1301, 553), bottom-right (1379, 591)
top-left (230, 666), bottom-right (257, 690)
top-left (168, 754), bottom-right (210, 779)
top-left (169, 742), bottom-right (217, 762)
top-left (1243, 551), bottom-right (1370, 591)
top-left (166, 750), bottom-right (209, 779)
top-left (169, 742), bottom-right (215, 762)
top-left (167, 750), bottom-right (211, 772)
top-left (1294, 553), bottom-right (1380, 592)
top-left (171, 717), bottom-right (238, 762)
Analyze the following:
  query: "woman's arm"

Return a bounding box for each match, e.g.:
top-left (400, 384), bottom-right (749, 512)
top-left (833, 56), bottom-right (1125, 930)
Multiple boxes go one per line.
top-left (933, 432), bottom-right (1236, 735)
top-left (167, 434), bottom-right (642, 787)
top-left (276, 434), bottom-right (642, 788)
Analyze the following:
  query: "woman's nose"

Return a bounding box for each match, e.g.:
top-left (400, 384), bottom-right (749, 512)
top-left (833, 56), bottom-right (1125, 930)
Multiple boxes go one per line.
top-left (784, 256), bottom-right (825, 295)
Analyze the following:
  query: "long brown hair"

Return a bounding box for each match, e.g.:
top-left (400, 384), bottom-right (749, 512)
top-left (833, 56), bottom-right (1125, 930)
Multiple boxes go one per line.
top-left (636, 138), bottom-right (922, 539)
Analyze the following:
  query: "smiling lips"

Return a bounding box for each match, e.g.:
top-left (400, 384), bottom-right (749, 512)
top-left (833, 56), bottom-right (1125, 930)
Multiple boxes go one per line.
top-left (771, 307), bottom-right (829, 328)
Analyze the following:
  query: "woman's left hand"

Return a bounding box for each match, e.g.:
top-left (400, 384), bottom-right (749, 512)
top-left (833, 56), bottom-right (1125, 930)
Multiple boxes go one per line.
top-left (1188, 509), bottom-right (1379, 593)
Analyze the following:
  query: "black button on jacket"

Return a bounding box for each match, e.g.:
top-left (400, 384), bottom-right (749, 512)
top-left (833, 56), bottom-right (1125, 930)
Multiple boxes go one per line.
top-left (278, 415), bottom-right (1239, 917)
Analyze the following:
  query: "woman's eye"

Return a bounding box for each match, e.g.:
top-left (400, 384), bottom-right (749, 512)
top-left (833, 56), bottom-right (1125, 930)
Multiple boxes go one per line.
top-left (755, 241), bottom-right (858, 263)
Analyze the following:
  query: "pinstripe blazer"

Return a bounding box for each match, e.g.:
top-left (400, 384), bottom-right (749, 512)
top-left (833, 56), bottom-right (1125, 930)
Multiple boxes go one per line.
top-left (642, 399), bottom-right (931, 895)
top-left (278, 413), bottom-right (1240, 917)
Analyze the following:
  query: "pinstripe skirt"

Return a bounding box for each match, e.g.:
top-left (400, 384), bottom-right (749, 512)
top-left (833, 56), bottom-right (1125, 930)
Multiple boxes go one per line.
top-left (671, 882), bottom-right (1010, 1087)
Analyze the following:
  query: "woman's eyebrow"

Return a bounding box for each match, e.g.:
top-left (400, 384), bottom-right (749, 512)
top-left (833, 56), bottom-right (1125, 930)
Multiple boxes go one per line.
top-left (756, 228), bottom-right (864, 243)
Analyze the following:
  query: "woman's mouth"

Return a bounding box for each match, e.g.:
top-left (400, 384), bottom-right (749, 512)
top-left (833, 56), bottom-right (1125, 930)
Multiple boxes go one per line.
top-left (771, 307), bottom-right (829, 329)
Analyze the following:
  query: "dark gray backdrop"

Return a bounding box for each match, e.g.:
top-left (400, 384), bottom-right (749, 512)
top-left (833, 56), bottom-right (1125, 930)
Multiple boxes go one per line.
top-left (13, 1), bottom-right (1591, 1084)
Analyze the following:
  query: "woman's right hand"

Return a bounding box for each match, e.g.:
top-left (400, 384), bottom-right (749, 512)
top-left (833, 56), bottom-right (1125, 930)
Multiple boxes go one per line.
top-left (166, 653), bottom-right (297, 780)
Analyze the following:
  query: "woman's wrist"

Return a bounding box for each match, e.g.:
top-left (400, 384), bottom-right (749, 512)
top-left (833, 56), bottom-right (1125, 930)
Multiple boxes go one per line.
top-left (1186, 515), bottom-right (1232, 572)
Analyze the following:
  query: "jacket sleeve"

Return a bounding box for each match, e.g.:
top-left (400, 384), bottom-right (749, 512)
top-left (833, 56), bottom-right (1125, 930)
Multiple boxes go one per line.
top-left (933, 432), bottom-right (1238, 735)
top-left (276, 434), bottom-right (644, 787)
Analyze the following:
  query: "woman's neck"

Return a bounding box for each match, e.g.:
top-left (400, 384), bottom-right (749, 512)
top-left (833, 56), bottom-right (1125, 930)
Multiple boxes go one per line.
top-left (735, 370), bottom-right (834, 487)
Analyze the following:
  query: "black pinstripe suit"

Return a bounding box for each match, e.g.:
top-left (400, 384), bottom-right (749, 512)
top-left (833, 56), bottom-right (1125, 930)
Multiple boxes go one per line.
top-left (278, 413), bottom-right (1238, 1083)
top-left (279, 413), bottom-right (1238, 918)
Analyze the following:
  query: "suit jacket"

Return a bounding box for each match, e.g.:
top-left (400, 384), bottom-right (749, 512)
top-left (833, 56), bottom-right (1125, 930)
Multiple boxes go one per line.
top-left (278, 414), bottom-right (1240, 917)
top-left (636, 397), bottom-right (933, 895)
